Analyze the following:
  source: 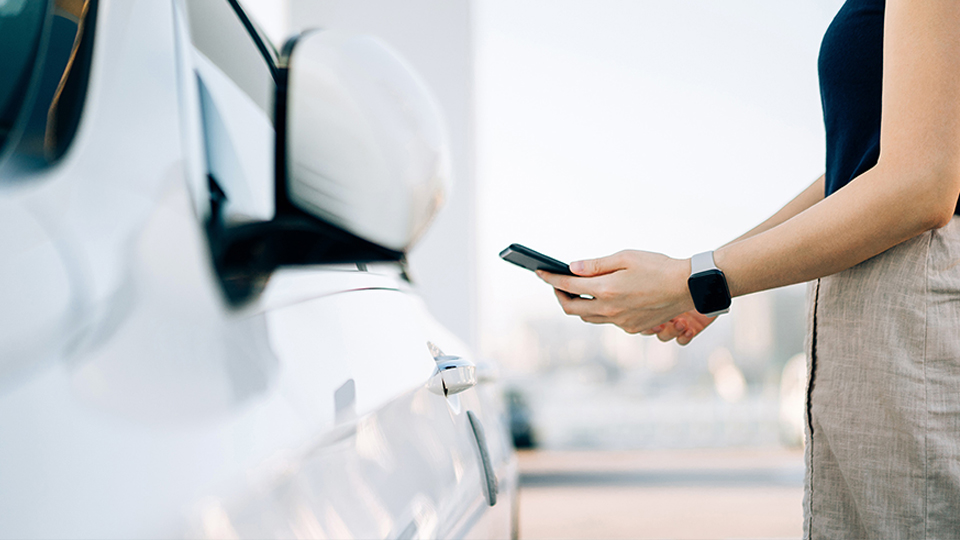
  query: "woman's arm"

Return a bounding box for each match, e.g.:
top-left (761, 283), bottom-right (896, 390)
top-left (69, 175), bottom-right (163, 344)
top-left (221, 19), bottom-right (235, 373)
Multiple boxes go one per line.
top-left (538, 0), bottom-right (960, 334)
top-left (718, 0), bottom-right (960, 297)
top-left (643, 175), bottom-right (825, 344)
top-left (725, 175), bottom-right (824, 247)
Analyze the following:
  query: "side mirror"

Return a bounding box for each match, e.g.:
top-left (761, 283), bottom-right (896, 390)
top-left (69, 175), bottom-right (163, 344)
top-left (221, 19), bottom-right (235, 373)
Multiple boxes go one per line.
top-left (207, 30), bottom-right (452, 304)
top-left (282, 30), bottom-right (451, 252)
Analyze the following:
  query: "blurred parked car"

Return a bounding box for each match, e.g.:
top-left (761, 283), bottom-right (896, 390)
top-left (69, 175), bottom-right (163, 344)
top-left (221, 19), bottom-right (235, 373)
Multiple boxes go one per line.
top-left (505, 389), bottom-right (536, 449)
top-left (0, 0), bottom-right (517, 537)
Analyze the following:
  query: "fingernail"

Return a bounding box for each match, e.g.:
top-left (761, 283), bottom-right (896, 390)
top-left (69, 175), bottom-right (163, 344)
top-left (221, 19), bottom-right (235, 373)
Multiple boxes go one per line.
top-left (570, 261), bottom-right (584, 274)
top-left (674, 321), bottom-right (686, 332)
top-left (684, 330), bottom-right (694, 338)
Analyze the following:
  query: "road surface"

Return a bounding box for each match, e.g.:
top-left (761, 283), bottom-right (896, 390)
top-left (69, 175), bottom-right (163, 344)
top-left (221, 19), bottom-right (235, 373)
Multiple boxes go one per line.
top-left (518, 448), bottom-right (804, 539)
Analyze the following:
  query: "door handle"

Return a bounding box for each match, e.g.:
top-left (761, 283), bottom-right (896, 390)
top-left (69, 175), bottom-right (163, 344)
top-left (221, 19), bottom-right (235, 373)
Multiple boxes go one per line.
top-left (426, 342), bottom-right (477, 397)
top-left (467, 410), bottom-right (498, 506)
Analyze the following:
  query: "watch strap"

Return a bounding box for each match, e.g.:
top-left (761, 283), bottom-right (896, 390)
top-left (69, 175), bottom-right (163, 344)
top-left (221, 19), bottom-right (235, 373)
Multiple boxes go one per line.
top-left (690, 250), bottom-right (718, 275)
top-left (689, 250), bottom-right (730, 317)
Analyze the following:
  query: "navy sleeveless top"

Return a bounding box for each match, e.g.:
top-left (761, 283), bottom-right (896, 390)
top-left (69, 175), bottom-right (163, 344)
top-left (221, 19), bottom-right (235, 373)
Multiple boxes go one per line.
top-left (820, 0), bottom-right (960, 212)
top-left (819, 0), bottom-right (885, 198)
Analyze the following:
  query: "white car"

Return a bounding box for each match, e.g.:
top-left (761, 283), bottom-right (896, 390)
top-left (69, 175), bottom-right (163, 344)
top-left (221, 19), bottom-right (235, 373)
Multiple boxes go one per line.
top-left (0, 0), bottom-right (517, 538)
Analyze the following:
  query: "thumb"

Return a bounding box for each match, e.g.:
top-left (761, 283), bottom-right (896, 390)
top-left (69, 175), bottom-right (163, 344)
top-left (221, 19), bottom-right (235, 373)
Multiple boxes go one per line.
top-left (570, 253), bottom-right (626, 276)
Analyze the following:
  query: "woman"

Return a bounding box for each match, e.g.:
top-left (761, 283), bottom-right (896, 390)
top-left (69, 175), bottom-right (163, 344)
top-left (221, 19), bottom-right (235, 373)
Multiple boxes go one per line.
top-left (537, 0), bottom-right (960, 536)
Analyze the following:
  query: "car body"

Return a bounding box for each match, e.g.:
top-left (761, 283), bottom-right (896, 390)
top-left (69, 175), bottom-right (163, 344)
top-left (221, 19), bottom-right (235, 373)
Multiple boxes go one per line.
top-left (0, 0), bottom-right (517, 537)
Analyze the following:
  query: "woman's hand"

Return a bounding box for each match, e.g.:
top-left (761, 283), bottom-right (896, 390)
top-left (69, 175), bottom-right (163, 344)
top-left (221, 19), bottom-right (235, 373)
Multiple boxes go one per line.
top-left (536, 250), bottom-right (696, 335)
top-left (641, 311), bottom-right (717, 345)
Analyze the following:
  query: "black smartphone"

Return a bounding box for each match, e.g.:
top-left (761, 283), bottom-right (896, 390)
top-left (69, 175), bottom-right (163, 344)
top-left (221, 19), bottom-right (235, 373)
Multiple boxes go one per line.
top-left (499, 244), bottom-right (575, 276)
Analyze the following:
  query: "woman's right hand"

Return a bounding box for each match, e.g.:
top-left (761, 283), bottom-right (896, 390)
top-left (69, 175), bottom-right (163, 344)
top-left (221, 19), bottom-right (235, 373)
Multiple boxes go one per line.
top-left (641, 310), bottom-right (716, 346)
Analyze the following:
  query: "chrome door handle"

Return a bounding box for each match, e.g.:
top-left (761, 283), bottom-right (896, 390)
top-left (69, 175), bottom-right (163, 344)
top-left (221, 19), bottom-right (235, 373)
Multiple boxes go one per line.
top-left (426, 343), bottom-right (477, 397)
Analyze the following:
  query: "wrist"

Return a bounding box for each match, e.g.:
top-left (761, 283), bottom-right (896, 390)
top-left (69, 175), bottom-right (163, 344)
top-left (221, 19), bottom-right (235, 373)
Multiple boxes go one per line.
top-left (686, 250), bottom-right (732, 316)
top-left (713, 246), bottom-right (739, 297)
top-left (672, 257), bottom-right (696, 313)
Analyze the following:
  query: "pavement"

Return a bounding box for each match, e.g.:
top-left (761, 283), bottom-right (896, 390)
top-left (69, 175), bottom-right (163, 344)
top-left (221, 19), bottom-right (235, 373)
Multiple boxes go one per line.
top-left (517, 448), bottom-right (804, 539)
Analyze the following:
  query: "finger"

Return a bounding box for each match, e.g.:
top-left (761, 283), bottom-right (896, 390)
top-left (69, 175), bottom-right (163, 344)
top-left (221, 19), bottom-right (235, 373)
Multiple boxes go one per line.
top-left (537, 270), bottom-right (602, 296)
top-left (676, 321), bottom-right (699, 344)
top-left (640, 324), bottom-right (666, 336)
top-left (569, 251), bottom-right (629, 277)
top-left (676, 329), bottom-right (697, 346)
top-left (553, 288), bottom-right (604, 317)
top-left (553, 287), bottom-right (569, 305)
top-left (679, 313), bottom-right (716, 335)
top-left (673, 316), bottom-right (702, 345)
top-left (673, 318), bottom-right (689, 333)
top-left (657, 325), bottom-right (683, 342)
top-left (650, 318), bottom-right (683, 341)
top-left (686, 311), bottom-right (716, 330)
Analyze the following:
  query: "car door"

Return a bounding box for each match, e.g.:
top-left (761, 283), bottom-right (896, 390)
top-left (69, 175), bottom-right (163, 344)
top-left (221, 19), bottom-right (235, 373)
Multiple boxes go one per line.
top-left (181, 1), bottom-right (517, 535)
top-left (0, 0), bottom-right (515, 536)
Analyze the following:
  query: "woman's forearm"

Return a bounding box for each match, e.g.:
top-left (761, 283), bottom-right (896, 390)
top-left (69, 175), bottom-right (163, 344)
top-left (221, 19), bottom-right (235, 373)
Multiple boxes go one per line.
top-left (715, 163), bottom-right (957, 298)
top-left (539, 161), bottom-right (956, 333)
top-left (541, 0), bottom-right (960, 337)
top-left (723, 175), bottom-right (825, 247)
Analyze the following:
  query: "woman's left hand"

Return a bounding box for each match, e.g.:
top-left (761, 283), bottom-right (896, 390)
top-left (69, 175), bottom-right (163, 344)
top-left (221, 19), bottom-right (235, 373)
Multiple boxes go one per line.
top-left (641, 310), bottom-right (717, 345)
top-left (536, 250), bottom-right (695, 334)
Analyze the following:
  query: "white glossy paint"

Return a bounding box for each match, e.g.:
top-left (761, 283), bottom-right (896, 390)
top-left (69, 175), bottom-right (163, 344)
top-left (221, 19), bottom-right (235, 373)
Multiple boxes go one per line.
top-left (289, 0), bottom-right (479, 351)
top-left (286, 30), bottom-right (451, 252)
top-left (0, 198), bottom-right (76, 387)
top-left (0, 0), bottom-right (516, 537)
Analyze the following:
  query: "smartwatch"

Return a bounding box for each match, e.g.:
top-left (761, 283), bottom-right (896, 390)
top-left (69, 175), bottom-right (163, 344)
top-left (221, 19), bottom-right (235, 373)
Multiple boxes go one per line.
top-left (687, 251), bottom-right (731, 317)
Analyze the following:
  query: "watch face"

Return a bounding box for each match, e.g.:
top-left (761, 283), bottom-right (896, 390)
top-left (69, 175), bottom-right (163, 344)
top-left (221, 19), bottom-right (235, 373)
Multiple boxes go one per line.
top-left (687, 269), bottom-right (731, 314)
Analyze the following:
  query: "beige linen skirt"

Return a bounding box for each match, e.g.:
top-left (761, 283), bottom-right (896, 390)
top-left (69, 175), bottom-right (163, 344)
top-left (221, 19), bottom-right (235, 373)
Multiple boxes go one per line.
top-left (803, 216), bottom-right (960, 538)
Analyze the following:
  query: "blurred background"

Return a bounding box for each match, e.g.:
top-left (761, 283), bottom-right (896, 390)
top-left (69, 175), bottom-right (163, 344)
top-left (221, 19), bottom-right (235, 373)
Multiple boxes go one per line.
top-left (243, 0), bottom-right (844, 537)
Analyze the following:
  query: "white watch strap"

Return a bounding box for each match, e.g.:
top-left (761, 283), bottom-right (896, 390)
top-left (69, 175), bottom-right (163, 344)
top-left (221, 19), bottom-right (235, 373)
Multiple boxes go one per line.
top-left (690, 250), bottom-right (718, 275)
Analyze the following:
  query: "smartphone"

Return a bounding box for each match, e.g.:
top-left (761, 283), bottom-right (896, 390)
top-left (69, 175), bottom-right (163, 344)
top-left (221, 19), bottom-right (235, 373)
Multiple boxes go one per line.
top-left (499, 244), bottom-right (575, 276)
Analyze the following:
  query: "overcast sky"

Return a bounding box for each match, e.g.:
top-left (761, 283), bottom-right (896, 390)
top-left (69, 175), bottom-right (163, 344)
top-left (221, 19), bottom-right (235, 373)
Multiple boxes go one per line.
top-left (474, 0), bottom-right (845, 357)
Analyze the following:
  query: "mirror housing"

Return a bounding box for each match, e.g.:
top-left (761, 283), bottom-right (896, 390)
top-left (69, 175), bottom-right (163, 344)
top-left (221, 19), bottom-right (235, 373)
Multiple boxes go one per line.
top-left (207, 30), bottom-right (453, 305)
top-left (282, 30), bottom-right (451, 252)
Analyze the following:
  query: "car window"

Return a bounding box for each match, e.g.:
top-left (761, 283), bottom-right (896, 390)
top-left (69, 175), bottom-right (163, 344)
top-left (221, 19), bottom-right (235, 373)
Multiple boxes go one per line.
top-left (0, 0), bottom-right (47, 153)
top-left (234, 0), bottom-right (280, 63)
top-left (234, 0), bottom-right (285, 54)
top-left (0, 0), bottom-right (98, 166)
top-left (185, 0), bottom-right (276, 119)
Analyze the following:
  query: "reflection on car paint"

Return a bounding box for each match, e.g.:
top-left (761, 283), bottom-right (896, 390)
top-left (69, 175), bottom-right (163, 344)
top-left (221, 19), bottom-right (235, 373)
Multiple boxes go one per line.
top-left (196, 384), bottom-right (494, 538)
top-left (0, 0), bottom-right (518, 537)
